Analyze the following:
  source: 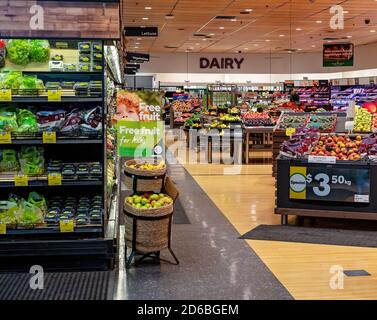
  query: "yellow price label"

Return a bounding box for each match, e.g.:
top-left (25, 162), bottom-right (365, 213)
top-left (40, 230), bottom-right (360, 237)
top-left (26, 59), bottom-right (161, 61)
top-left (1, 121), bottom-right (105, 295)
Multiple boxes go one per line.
top-left (47, 89), bottom-right (62, 101)
top-left (48, 173), bottom-right (62, 186)
top-left (60, 220), bottom-right (74, 233)
top-left (14, 174), bottom-right (28, 187)
top-left (43, 131), bottom-right (56, 144)
top-left (0, 89), bottom-right (12, 102)
top-left (0, 223), bottom-right (6, 235)
top-left (286, 128), bottom-right (296, 137)
top-left (0, 132), bottom-right (11, 144)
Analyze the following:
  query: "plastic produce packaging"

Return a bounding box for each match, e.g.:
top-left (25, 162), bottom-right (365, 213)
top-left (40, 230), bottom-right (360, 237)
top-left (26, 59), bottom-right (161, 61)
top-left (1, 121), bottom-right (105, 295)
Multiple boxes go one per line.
top-left (0, 201), bottom-right (18, 225)
top-left (29, 40), bottom-right (50, 63)
top-left (6, 39), bottom-right (31, 66)
top-left (0, 110), bottom-right (18, 132)
top-left (0, 149), bottom-right (19, 172)
top-left (18, 146), bottom-right (45, 176)
top-left (16, 109), bottom-right (38, 134)
top-left (36, 109), bottom-right (66, 132)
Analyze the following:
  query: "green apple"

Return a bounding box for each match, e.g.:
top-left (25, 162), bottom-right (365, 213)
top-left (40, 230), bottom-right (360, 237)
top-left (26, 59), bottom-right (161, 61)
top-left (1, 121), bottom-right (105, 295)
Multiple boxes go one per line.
top-left (150, 194), bottom-right (159, 201)
top-left (141, 198), bottom-right (148, 205)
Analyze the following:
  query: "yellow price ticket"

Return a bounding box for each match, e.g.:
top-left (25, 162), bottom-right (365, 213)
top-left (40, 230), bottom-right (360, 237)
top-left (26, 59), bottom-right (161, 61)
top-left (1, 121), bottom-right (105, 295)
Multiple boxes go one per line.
top-left (60, 220), bottom-right (74, 233)
top-left (43, 131), bottom-right (57, 144)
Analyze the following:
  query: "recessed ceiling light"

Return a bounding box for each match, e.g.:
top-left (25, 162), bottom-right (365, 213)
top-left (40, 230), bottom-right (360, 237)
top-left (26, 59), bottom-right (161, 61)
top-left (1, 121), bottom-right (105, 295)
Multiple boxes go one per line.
top-left (219, 26), bottom-right (225, 29)
top-left (245, 9), bottom-right (253, 12)
top-left (343, 10), bottom-right (349, 13)
top-left (244, 47), bottom-right (249, 50)
top-left (145, 6), bottom-right (152, 10)
top-left (347, 35), bottom-right (352, 38)
top-left (231, 18), bottom-right (237, 22)
top-left (142, 17), bottom-right (149, 20)
top-left (296, 28), bottom-right (302, 31)
top-left (209, 33), bottom-right (215, 36)
top-left (311, 45), bottom-right (316, 47)
top-left (265, 39), bottom-right (271, 42)
top-left (134, 46), bottom-right (139, 49)
top-left (202, 38), bottom-right (207, 41)
top-left (316, 20), bottom-right (322, 24)
top-left (297, 48), bottom-right (303, 51)
top-left (254, 44), bottom-right (259, 46)
top-left (371, 30), bottom-right (376, 33)
top-left (279, 34), bottom-right (285, 37)
top-left (135, 42), bottom-right (140, 45)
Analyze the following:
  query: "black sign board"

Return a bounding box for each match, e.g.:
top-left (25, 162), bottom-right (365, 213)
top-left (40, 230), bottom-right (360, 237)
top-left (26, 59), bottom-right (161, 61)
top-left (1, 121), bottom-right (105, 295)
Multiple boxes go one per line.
top-left (126, 64), bottom-right (140, 70)
top-left (289, 165), bottom-right (370, 203)
top-left (126, 52), bottom-right (150, 63)
top-left (319, 80), bottom-right (329, 87)
top-left (124, 27), bottom-right (158, 37)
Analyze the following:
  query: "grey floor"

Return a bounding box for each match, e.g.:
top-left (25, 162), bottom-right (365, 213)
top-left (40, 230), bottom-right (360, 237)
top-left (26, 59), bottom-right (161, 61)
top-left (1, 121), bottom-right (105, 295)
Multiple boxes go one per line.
top-left (114, 163), bottom-right (293, 300)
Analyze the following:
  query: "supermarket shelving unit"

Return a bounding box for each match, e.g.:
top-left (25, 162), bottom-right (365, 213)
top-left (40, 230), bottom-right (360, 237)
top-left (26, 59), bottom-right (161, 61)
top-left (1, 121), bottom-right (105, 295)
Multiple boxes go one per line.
top-left (0, 39), bottom-right (116, 271)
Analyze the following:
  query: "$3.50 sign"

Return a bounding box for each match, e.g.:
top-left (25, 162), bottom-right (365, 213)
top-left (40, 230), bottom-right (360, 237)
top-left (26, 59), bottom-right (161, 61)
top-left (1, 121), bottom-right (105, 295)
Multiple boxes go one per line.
top-left (289, 165), bottom-right (370, 203)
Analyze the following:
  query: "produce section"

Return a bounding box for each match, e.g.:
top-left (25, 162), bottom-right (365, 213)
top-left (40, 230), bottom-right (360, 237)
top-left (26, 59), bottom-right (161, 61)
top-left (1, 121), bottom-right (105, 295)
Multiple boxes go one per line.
top-left (0, 38), bottom-right (115, 271)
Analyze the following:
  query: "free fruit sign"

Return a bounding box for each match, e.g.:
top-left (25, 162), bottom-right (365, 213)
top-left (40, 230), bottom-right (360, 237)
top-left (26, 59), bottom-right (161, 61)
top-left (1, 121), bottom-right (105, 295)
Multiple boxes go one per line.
top-left (117, 120), bottom-right (164, 157)
top-left (289, 165), bottom-right (370, 203)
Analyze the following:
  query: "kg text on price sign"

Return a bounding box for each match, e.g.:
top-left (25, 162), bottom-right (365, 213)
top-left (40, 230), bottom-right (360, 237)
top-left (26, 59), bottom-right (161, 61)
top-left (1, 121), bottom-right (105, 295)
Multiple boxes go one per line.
top-left (289, 165), bottom-right (370, 203)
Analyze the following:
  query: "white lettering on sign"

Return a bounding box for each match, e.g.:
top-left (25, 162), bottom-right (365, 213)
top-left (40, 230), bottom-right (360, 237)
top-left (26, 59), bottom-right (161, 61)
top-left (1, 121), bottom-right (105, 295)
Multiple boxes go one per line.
top-left (119, 126), bottom-right (161, 135)
top-left (29, 5), bottom-right (44, 30)
top-left (200, 57), bottom-right (245, 70)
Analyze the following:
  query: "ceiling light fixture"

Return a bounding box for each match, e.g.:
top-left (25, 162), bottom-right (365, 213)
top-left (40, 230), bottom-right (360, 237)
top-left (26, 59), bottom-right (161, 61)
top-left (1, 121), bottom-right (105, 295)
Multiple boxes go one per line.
top-left (245, 9), bottom-right (253, 12)
top-left (219, 26), bottom-right (225, 29)
top-left (145, 6), bottom-right (152, 10)
top-left (231, 18), bottom-right (237, 22)
top-left (165, 14), bottom-right (175, 20)
top-left (296, 28), bottom-right (302, 31)
top-left (279, 34), bottom-right (285, 37)
top-left (316, 20), bottom-right (322, 24)
top-left (371, 30), bottom-right (376, 33)
top-left (311, 45), bottom-right (316, 47)
top-left (265, 39), bottom-right (271, 42)
top-left (142, 17), bottom-right (149, 20)
top-left (347, 35), bottom-right (352, 38)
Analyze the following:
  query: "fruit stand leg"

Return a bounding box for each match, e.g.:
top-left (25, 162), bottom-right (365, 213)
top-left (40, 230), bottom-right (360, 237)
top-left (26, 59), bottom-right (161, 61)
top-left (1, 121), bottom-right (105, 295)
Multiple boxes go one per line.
top-left (281, 215), bottom-right (288, 225)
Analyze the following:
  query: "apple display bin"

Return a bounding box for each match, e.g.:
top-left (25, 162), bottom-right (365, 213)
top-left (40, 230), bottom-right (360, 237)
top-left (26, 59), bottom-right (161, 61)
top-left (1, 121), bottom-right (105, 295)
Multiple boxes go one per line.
top-left (124, 176), bottom-right (179, 268)
top-left (124, 159), bottom-right (166, 193)
top-left (275, 156), bottom-right (377, 224)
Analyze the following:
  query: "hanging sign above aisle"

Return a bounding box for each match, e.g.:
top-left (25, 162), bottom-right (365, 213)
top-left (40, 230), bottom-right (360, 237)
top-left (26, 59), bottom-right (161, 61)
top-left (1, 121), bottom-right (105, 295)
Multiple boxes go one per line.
top-left (200, 57), bottom-right (245, 70)
top-left (124, 27), bottom-right (158, 37)
top-left (323, 43), bottom-right (354, 67)
top-left (289, 165), bottom-right (370, 203)
top-left (126, 52), bottom-right (150, 63)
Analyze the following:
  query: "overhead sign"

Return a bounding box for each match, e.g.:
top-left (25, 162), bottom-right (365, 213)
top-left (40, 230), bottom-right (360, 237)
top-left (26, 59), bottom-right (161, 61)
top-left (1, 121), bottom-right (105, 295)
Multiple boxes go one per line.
top-left (199, 57), bottom-right (244, 70)
top-left (289, 165), bottom-right (370, 203)
top-left (126, 52), bottom-right (150, 63)
top-left (323, 43), bottom-right (354, 67)
top-left (124, 27), bottom-right (158, 37)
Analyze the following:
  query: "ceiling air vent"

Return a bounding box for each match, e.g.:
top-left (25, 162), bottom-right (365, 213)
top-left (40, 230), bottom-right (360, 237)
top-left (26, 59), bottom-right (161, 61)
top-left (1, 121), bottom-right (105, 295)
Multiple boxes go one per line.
top-left (323, 37), bottom-right (340, 41)
top-left (164, 45), bottom-right (179, 49)
top-left (193, 33), bottom-right (207, 37)
top-left (215, 16), bottom-right (237, 20)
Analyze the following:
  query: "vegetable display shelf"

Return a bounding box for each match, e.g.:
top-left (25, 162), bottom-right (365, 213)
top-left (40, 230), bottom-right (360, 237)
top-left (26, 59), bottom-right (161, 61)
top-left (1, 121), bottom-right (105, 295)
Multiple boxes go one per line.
top-left (0, 38), bottom-right (115, 271)
top-left (276, 157), bottom-right (377, 224)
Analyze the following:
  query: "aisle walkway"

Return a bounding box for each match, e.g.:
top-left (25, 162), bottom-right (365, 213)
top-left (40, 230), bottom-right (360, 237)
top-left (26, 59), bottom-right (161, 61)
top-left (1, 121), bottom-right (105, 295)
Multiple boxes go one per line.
top-left (115, 162), bottom-right (292, 300)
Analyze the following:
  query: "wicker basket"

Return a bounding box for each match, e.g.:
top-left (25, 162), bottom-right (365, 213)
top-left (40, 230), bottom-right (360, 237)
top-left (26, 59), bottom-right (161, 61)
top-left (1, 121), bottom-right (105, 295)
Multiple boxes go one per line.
top-left (124, 201), bottom-right (174, 253)
top-left (124, 159), bottom-right (166, 193)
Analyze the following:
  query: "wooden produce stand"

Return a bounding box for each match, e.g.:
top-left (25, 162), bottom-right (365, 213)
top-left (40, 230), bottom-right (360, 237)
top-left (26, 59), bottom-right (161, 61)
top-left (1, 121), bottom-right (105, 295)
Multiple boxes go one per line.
top-left (276, 157), bottom-right (377, 224)
top-left (243, 126), bottom-right (274, 164)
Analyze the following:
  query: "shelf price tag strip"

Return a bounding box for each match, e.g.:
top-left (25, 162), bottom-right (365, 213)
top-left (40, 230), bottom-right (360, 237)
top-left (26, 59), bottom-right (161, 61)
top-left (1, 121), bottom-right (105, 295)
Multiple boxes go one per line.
top-left (0, 223), bottom-right (6, 235)
top-left (14, 174), bottom-right (28, 187)
top-left (0, 132), bottom-right (11, 144)
top-left (0, 89), bottom-right (12, 102)
top-left (47, 89), bottom-right (62, 102)
top-left (43, 131), bottom-right (56, 144)
top-left (60, 220), bottom-right (74, 233)
top-left (48, 173), bottom-right (62, 186)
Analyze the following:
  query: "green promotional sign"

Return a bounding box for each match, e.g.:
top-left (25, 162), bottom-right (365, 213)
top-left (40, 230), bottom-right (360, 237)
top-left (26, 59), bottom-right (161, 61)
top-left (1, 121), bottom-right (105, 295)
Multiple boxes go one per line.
top-left (323, 43), bottom-right (354, 67)
top-left (117, 120), bottom-right (164, 157)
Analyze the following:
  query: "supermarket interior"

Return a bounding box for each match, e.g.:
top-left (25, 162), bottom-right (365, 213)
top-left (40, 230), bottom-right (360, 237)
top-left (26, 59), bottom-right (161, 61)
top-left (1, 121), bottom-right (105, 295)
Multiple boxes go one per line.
top-left (4, 0), bottom-right (377, 302)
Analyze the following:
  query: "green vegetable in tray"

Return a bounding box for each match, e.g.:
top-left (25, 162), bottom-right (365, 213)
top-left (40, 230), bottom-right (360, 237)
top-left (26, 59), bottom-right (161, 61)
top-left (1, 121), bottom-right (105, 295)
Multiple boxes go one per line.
top-left (16, 109), bottom-right (38, 134)
top-left (0, 201), bottom-right (18, 225)
top-left (0, 110), bottom-right (18, 132)
top-left (0, 71), bottom-right (23, 89)
top-left (29, 40), bottom-right (50, 63)
top-left (18, 146), bottom-right (45, 176)
top-left (18, 76), bottom-right (44, 95)
top-left (16, 200), bottom-right (44, 227)
top-left (0, 149), bottom-right (19, 172)
top-left (6, 39), bottom-right (31, 66)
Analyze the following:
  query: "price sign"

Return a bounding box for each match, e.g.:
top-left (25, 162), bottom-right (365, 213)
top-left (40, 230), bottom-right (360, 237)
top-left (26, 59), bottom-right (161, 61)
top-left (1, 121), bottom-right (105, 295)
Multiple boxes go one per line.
top-left (0, 89), bottom-right (12, 102)
top-left (289, 165), bottom-right (370, 203)
top-left (47, 89), bottom-right (62, 101)
top-left (43, 131), bottom-right (56, 144)
top-left (0, 223), bottom-right (6, 235)
top-left (48, 173), bottom-right (62, 186)
top-left (0, 132), bottom-right (11, 144)
top-left (59, 220), bottom-right (74, 233)
top-left (14, 174), bottom-right (28, 187)
top-left (285, 128), bottom-right (296, 137)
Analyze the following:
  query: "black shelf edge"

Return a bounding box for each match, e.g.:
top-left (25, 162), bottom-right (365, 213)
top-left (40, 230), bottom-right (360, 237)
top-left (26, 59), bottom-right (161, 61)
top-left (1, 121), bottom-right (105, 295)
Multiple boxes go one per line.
top-left (0, 179), bottom-right (103, 188)
top-left (3, 96), bottom-right (102, 103)
top-left (5, 138), bottom-right (103, 145)
top-left (0, 226), bottom-right (103, 236)
top-left (21, 71), bottom-right (103, 75)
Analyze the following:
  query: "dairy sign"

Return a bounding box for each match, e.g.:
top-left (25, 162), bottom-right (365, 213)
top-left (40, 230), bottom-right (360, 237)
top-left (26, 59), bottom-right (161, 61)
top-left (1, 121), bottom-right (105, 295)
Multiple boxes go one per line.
top-left (200, 57), bottom-right (245, 70)
top-left (115, 90), bottom-right (164, 157)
